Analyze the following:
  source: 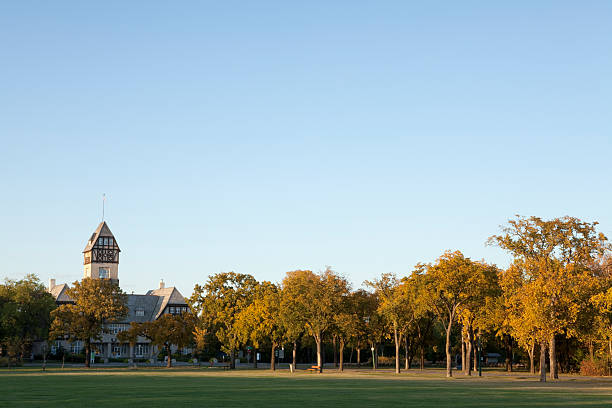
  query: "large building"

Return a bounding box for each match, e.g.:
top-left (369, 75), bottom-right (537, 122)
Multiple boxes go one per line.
top-left (47, 221), bottom-right (189, 362)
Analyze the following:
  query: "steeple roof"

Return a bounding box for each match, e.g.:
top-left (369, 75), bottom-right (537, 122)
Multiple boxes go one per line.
top-left (83, 221), bottom-right (120, 252)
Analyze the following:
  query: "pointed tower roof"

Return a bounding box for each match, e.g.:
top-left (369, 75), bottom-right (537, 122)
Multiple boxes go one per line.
top-left (83, 221), bottom-right (120, 252)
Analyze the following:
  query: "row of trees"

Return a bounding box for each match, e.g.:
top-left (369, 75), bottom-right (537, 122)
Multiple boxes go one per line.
top-left (188, 216), bottom-right (611, 382)
top-left (1, 216), bottom-right (611, 383)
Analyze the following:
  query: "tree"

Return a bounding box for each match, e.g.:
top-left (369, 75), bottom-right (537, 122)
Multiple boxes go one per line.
top-left (119, 312), bottom-right (195, 368)
top-left (189, 272), bottom-right (258, 369)
top-left (419, 251), bottom-right (487, 377)
top-left (0, 275), bottom-right (56, 366)
top-left (401, 273), bottom-right (435, 370)
top-left (236, 281), bottom-right (284, 371)
top-left (490, 216), bottom-right (610, 381)
top-left (366, 273), bottom-right (411, 374)
top-left (282, 268), bottom-right (349, 373)
top-left (332, 290), bottom-right (363, 372)
top-left (50, 278), bottom-right (127, 368)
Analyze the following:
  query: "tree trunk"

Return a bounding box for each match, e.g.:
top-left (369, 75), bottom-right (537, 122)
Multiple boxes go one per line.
top-left (85, 341), bottom-right (91, 368)
top-left (549, 336), bottom-right (558, 380)
top-left (473, 336), bottom-right (478, 375)
top-left (315, 333), bottom-right (323, 373)
top-left (166, 344), bottom-right (172, 368)
top-left (339, 339), bottom-right (345, 372)
top-left (445, 318), bottom-right (453, 378)
top-left (405, 336), bottom-right (409, 370)
top-left (357, 348), bottom-right (361, 367)
top-left (539, 343), bottom-right (547, 382)
top-left (528, 342), bottom-right (535, 375)
top-left (229, 349), bottom-right (235, 369)
top-left (292, 341), bottom-right (297, 370)
top-left (465, 332), bottom-right (472, 376)
top-left (333, 335), bottom-right (338, 368)
top-left (271, 343), bottom-right (276, 371)
top-left (461, 333), bottom-right (466, 375)
top-left (420, 344), bottom-right (425, 370)
top-left (506, 335), bottom-right (513, 372)
top-left (253, 347), bottom-right (258, 369)
top-left (394, 325), bottom-right (401, 374)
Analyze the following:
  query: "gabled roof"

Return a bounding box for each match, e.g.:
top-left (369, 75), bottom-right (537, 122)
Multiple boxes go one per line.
top-left (50, 283), bottom-right (73, 303)
top-left (145, 287), bottom-right (188, 319)
top-left (83, 221), bottom-right (120, 252)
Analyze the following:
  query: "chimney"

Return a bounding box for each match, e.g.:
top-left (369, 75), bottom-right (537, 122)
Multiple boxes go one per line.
top-left (49, 278), bottom-right (56, 290)
top-left (159, 279), bottom-right (165, 289)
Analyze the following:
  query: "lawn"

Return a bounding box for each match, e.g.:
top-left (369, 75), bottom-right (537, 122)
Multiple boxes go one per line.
top-left (2, 367), bottom-right (612, 407)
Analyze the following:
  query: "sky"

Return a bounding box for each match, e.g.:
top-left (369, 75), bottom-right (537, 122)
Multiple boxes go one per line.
top-left (1, 1), bottom-right (611, 296)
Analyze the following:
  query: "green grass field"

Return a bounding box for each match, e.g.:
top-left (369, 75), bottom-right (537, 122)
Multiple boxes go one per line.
top-left (2, 367), bottom-right (612, 407)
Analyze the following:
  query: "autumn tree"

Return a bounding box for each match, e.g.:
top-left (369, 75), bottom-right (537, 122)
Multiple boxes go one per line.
top-left (344, 289), bottom-right (375, 368)
top-left (119, 312), bottom-right (195, 368)
top-left (282, 268), bottom-right (349, 373)
top-left (366, 273), bottom-right (411, 374)
top-left (189, 272), bottom-right (258, 369)
top-left (490, 216), bottom-right (609, 381)
top-left (419, 251), bottom-right (488, 377)
top-left (236, 281), bottom-right (284, 371)
top-left (50, 278), bottom-right (127, 368)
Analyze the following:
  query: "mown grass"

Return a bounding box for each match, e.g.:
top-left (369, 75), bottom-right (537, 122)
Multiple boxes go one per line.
top-left (1, 367), bottom-right (612, 407)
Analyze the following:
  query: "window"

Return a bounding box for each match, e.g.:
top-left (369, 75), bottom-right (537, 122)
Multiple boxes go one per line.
top-left (99, 268), bottom-right (109, 279)
top-left (108, 324), bottom-right (127, 334)
top-left (112, 345), bottom-right (121, 356)
top-left (135, 343), bottom-right (149, 357)
top-left (103, 237), bottom-right (109, 245)
top-left (109, 237), bottom-right (113, 246)
top-left (70, 341), bottom-right (83, 354)
top-left (135, 309), bottom-right (145, 317)
top-left (169, 306), bottom-right (175, 314)
top-left (51, 340), bottom-right (61, 355)
top-left (98, 237), bottom-right (103, 245)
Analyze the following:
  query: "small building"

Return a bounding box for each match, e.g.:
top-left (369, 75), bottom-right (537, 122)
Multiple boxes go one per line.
top-left (43, 221), bottom-right (190, 362)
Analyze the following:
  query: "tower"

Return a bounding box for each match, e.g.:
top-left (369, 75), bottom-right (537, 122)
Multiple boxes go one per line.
top-left (83, 221), bottom-right (120, 284)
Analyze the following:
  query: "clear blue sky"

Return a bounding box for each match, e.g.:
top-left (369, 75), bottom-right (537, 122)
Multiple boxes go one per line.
top-left (1, 1), bottom-right (611, 296)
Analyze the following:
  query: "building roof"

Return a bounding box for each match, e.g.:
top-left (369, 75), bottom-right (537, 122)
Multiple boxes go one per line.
top-left (49, 283), bottom-right (72, 303)
top-left (48, 282), bottom-right (188, 322)
top-left (146, 287), bottom-right (188, 319)
top-left (83, 221), bottom-right (120, 252)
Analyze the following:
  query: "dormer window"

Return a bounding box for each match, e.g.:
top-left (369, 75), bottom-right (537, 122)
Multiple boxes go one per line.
top-left (135, 309), bottom-right (145, 317)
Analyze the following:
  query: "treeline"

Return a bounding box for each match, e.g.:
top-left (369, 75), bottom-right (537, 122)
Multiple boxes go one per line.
top-left (188, 216), bottom-right (612, 382)
top-left (1, 216), bottom-right (611, 382)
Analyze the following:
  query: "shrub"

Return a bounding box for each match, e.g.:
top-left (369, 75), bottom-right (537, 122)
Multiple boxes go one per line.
top-left (579, 358), bottom-right (610, 376)
top-left (376, 356), bottom-right (396, 366)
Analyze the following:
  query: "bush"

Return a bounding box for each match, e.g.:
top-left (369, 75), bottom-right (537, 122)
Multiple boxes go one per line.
top-left (579, 358), bottom-right (610, 376)
top-left (0, 357), bottom-right (22, 367)
top-left (376, 356), bottom-right (396, 366)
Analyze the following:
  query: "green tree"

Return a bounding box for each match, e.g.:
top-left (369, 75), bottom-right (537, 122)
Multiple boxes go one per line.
top-left (189, 272), bottom-right (258, 369)
top-left (0, 274), bottom-right (56, 366)
top-left (50, 278), bottom-right (127, 368)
